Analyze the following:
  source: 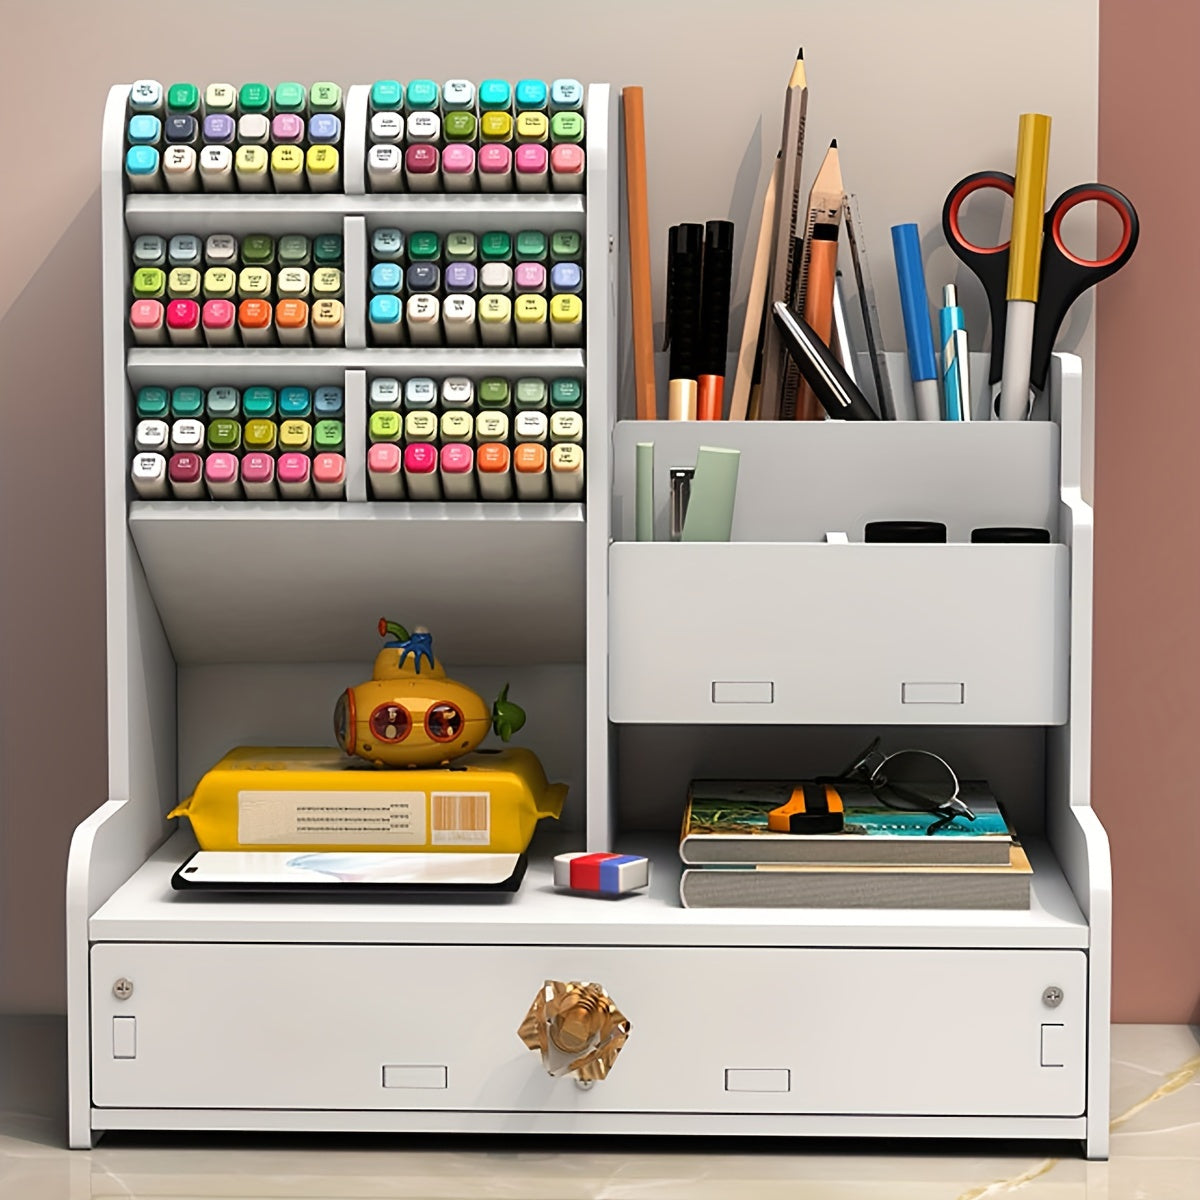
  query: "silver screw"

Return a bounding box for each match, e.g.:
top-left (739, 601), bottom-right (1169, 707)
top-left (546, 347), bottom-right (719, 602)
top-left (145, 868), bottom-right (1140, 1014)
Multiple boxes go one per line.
top-left (576, 1077), bottom-right (595, 1090)
top-left (113, 978), bottom-right (134, 1001)
top-left (1042, 986), bottom-right (1064, 1008)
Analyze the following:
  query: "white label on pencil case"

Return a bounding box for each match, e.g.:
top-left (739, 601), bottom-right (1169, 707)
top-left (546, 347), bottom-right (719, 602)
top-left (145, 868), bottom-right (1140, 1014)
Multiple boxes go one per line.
top-left (237, 790), bottom-right (427, 845)
top-left (431, 792), bottom-right (490, 845)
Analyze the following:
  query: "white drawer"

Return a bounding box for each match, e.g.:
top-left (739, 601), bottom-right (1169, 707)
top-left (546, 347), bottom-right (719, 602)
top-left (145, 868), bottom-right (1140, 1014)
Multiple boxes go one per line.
top-left (608, 542), bottom-right (1069, 725)
top-left (91, 943), bottom-right (1086, 1117)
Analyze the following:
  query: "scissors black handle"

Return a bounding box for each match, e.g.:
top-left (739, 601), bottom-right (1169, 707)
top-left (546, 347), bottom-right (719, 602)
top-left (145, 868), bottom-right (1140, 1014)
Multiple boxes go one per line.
top-left (1029, 182), bottom-right (1139, 391)
top-left (942, 171), bottom-right (1015, 386)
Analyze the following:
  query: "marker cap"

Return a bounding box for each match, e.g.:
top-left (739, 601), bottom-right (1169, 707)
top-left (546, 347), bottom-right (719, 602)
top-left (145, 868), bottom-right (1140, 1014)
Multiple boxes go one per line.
top-left (551, 262), bottom-right (583, 294)
top-left (371, 262), bottom-right (403, 294)
top-left (136, 387), bottom-right (170, 418)
top-left (312, 266), bottom-right (342, 299)
top-left (480, 263), bottom-right (514, 294)
top-left (516, 410), bottom-right (549, 442)
top-left (516, 112), bottom-right (549, 143)
top-left (166, 82), bottom-right (199, 113)
top-left (442, 79), bottom-right (475, 110)
top-left (515, 79), bottom-right (549, 111)
top-left (403, 412), bottom-right (437, 442)
top-left (204, 83), bottom-right (237, 113)
top-left (442, 295), bottom-right (477, 345)
top-left (404, 443), bottom-right (438, 473)
top-left (405, 144), bottom-right (439, 184)
top-left (275, 299), bottom-right (311, 342)
top-left (369, 293), bottom-right (402, 330)
top-left (550, 411), bottom-right (584, 442)
top-left (370, 378), bottom-right (402, 410)
top-left (313, 452), bottom-right (346, 495)
top-left (131, 452), bottom-right (168, 499)
top-left (442, 144), bottom-right (477, 188)
top-left (369, 442), bottom-right (402, 476)
top-left (551, 378), bottom-right (583, 408)
top-left (405, 79), bottom-right (439, 111)
top-left (277, 452), bottom-right (312, 488)
top-left (164, 115), bottom-right (198, 145)
top-left (279, 419), bottom-right (313, 452)
top-left (128, 114), bottom-right (162, 144)
top-left (309, 82), bottom-right (343, 113)
top-left (479, 79), bottom-right (512, 111)
top-left (514, 143), bottom-right (549, 189)
top-left (165, 298), bottom-right (200, 331)
top-left (132, 267), bottom-right (166, 299)
top-left (550, 293), bottom-right (583, 326)
top-left (166, 234), bottom-right (201, 266)
top-left (237, 266), bottom-right (272, 299)
top-left (125, 146), bottom-right (160, 183)
top-left (550, 144), bottom-right (586, 190)
top-left (171, 386), bottom-right (204, 417)
top-left (206, 387), bottom-right (240, 418)
top-left (440, 443), bottom-right (475, 476)
top-left (237, 114), bottom-right (270, 145)
top-left (271, 144), bottom-right (305, 182)
top-left (550, 112), bottom-right (585, 143)
top-left (440, 413), bottom-right (474, 444)
top-left (277, 267), bottom-right (311, 299)
top-left (272, 113), bottom-right (305, 144)
top-left (238, 297), bottom-right (273, 330)
top-left (444, 111), bottom-right (477, 142)
top-left (441, 377), bottom-right (474, 408)
top-left (206, 420), bottom-right (241, 451)
top-left (167, 267), bottom-right (201, 299)
top-left (170, 417), bottom-right (204, 451)
top-left (242, 387), bottom-right (278, 418)
top-left (480, 111), bottom-right (514, 143)
top-left (549, 79), bottom-right (584, 112)
top-left (132, 234), bottom-right (167, 267)
top-left (515, 262), bottom-right (547, 293)
top-left (314, 420), bottom-right (344, 452)
top-left (309, 113), bottom-right (342, 143)
top-left (477, 144), bottom-right (512, 188)
top-left (314, 385), bottom-right (344, 417)
top-left (515, 378), bottom-right (548, 409)
top-left (311, 298), bottom-right (345, 344)
top-left (479, 293), bottom-right (513, 330)
top-left (479, 378), bottom-right (511, 408)
top-left (273, 81), bottom-right (307, 113)
top-left (243, 419), bottom-right (278, 452)
top-left (235, 145), bottom-right (269, 185)
top-left (407, 231), bottom-right (440, 261)
top-left (238, 83), bottom-right (272, 114)
top-left (241, 233), bottom-right (275, 265)
top-left (406, 262), bottom-right (440, 293)
top-left (367, 143), bottom-right (403, 190)
top-left (406, 111), bottom-right (441, 143)
top-left (371, 111), bottom-right (404, 143)
top-left (241, 452), bottom-right (277, 491)
top-left (515, 442), bottom-right (548, 472)
top-left (278, 387), bottom-right (312, 417)
top-left (551, 230), bottom-right (583, 262)
top-left (481, 231), bottom-right (513, 262)
top-left (129, 80), bottom-right (164, 111)
top-left (201, 298), bottom-right (236, 338)
top-left (313, 234), bottom-right (343, 264)
top-left (445, 231), bottom-right (477, 261)
top-left (135, 419), bottom-right (169, 453)
top-left (515, 230), bottom-right (547, 262)
top-left (168, 451), bottom-right (203, 486)
top-left (198, 146), bottom-right (234, 189)
top-left (371, 80), bottom-right (404, 112)
top-left (444, 263), bottom-right (477, 293)
top-left (204, 113), bottom-right (236, 144)
top-left (478, 443), bottom-right (511, 473)
top-left (371, 228), bottom-right (405, 262)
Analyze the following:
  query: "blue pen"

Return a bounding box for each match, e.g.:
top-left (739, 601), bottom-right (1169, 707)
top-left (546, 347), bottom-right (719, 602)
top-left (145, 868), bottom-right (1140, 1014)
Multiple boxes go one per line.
top-left (938, 284), bottom-right (972, 421)
top-left (890, 223), bottom-right (941, 420)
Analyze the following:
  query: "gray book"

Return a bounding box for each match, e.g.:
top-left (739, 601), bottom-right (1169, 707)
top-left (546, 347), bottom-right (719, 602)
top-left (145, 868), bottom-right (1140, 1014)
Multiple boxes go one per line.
top-left (679, 847), bottom-right (1032, 910)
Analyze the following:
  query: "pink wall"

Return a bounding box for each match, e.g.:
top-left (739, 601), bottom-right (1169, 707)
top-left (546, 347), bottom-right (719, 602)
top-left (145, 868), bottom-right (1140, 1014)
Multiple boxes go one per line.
top-left (1094, 0), bottom-right (1200, 1022)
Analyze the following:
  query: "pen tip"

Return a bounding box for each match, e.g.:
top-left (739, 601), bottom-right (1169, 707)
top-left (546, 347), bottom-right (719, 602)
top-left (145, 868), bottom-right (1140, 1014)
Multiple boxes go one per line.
top-left (830, 138), bottom-right (838, 148)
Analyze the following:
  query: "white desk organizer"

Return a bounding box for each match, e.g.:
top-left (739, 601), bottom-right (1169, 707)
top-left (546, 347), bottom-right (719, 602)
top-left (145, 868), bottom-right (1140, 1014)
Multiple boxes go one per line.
top-left (69, 85), bottom-right (1110, 1159)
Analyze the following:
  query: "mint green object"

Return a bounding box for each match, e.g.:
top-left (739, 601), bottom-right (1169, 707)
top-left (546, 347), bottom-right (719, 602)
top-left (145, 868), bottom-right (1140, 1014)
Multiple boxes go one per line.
top-left (550, 112), bottom-right (585, 143)
top-left (515, 231), bottom-right (547, 262)
top-left (405, 80), bottom-right (438, 111)
top-left (515, 378), bottom-right (547, 409)
top-left (371, 80), bottom-right (403, 111)
top-left (551, 231), bottom-right (583, 262)
top-left (680, 447), bottom-right (741, 543)
top-left (310, 82), bottom-right (342, 112)
top-left (274, 82), bottom-right (307, 113)
top-left (636, 442), bottom-right (655, 542)
top-left (314, 420), bottom-right (344, 451)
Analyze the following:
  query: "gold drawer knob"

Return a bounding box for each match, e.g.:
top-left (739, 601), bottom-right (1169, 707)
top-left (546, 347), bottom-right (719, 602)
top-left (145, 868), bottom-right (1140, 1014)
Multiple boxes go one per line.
top-left (518, 980), bottom-right (630, 1083)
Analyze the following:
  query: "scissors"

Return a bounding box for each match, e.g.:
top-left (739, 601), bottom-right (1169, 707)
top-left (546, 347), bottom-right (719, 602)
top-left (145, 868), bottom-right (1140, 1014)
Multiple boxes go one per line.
top-left (941, 171), bottom-right (1139, 398)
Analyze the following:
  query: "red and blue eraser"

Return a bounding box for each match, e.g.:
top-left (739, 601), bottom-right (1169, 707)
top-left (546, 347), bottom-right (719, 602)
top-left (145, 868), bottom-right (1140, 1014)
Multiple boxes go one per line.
top-left (553, 852), bottom-right (649, 895)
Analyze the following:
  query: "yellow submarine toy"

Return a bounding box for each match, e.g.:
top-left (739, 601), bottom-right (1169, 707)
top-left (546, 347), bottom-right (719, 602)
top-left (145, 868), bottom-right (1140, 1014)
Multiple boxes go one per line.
top-left (334, 619), bottom-right (527, 768)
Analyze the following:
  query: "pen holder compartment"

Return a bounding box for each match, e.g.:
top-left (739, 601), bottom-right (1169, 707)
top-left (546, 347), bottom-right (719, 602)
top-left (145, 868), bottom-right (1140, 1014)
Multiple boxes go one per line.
top-left (608, 539), bottom-right (1068, 726)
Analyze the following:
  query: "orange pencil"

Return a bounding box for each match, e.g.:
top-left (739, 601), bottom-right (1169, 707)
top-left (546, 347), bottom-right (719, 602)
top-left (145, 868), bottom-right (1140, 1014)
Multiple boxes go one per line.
top-left (623, 87), bottom-right (657, 420)
top-left (793, 140), bottom-right (845, 420)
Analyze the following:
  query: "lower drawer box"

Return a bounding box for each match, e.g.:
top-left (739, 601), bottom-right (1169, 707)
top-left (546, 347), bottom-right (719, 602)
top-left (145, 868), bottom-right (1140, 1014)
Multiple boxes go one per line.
top-left (608, 542), bottom-right (1069, 725)
top-left (91, 943), bottom-right (1086, 1117)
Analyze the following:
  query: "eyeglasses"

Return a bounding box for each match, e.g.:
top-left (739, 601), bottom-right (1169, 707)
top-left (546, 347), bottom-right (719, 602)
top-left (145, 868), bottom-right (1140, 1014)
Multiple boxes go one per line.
top-left (835, 738), bottom-right (976, 834)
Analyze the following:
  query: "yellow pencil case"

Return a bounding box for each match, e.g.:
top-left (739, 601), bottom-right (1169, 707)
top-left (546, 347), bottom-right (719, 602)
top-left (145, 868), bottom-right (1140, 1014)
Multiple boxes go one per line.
top-left (168, 745), bottom-right (566, 853)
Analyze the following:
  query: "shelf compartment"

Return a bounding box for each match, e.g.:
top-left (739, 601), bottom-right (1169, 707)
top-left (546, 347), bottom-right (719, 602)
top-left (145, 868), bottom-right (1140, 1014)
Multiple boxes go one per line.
top-left (126, 348), bottom-right (585, 388)
top-left (608, 541), bottom-right (1068, 725)
top-left (128, 502), bottom-right (585, 665)
top-left (125, 193), bottom-right (586, 236)
top-left (90, 831), bottom-right (1087, 949)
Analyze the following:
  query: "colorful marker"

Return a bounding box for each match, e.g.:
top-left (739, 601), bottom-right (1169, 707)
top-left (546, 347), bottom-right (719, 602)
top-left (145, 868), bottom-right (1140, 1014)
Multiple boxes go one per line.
top-left (550, 112), bottom-right (585, 144)
top-left (478, 294), bottom-right (513, 345)
top-left (164, 115), bottom-right (199, 146)
top-left (367, 144), bottom-right (403, 191)
top-left (515, 262), bottom-right (547, 294)
top-left (372, 228), bottom-right (405, 262)
top-left (205, 233), bottom-right (238, 265)
top-left (368, 442), bottom-right (405, 499)
top-left (514, 442), bottom-right (549, 499)
top-left (275, 299), bottom-right (311, 346)
top-left (277, 267), bottom-right (312, 299)
top-left (480, 262), bottom-right (514, 294)
top-left (237, 113), bottom-right (271, 145)
top-left (243, 419), bottom-right (278, 453)
top-left (311, 298), bottom-right (345, 346)
top-left (442, 295), bottom-right (477, 346)
top-left (206, 386), bottom-right (240, 418)
top-left (405, 378), bottom-right (437, 409)
top-left (371, 111), bottom-right (404, 143)
top-left (405, 79), bottom-right (439, 111)
top-left (274, 81), bottom-right (307, 114)
top-left (314, 385), bottom-right (344, 417)
top-left (168, 234), bottom-right (202, 266)
top-left (204, 83), bottom-right (237, 113)
top-left (168, 452), bottom-right (205, 499)
top-left (135, 386), bottom-right (170, 419)
top-left (404, 412), bottom-right (437, 443)
top-left (202, 113), bottom-right (236, 145)
top-left (308, 113), bottom-right (342, 144)
top-left (405, 144), bottom-right (440, 191)
top-left (234, 145), bottom-right (270, 191)
top-left (127, 114), bottom-right (162, 145)
top-left (406, 111), bottom-right (441, 143)
top-left (170, 417), bottom-right (204, 452)
top-left (370, 81), bottom-right (404, 113)
top-left (241, 452), bottom-right (277, 499)
top-left (549, 79), bottom-right (584, 112)
top-left (370, 261), bottom-right (402, 294)
top-left (306, 145), bottom-right (340, 192)
top-left (370, 378), bottom-right (402, 410)
top-left (135, 419), bottom-right (169, 453)
top-left (514, 295), bottom-right (549, 346)
top-left (515, 411), bottom-right (549, 443)
top-left (204, 452), bottom-right (241, 500)
top-left (515, 79), bottom-right (549, 112)
top-left (550, 144), bottom-right (585, 192)
top-left (440, 444), bottom-right (476, 500)
top-left (369, 293), bottom-right (403, 345)
top-left (476, 443), bottom-right (513, 500)
top-left (171, 386), bottom-right (204, 418)
top-left (201, 299), bottom-right (237, 346)
top-left (313, 452), bottom-right (346, 499)
top-left (516, 112), bottom-right (549, 144)
top-left (161, 145), bottom-right (197, 191)
top-left (445, 231), bottom-right (477, 261)
top-left (515, 378), bottom-right (548, 409)
top-left (238, 82), bottom-right (271, 115)
top-left (475, 412), bottom-right (509, 442)
top-left (549, 293), bottom-right (584, 345)
top-left (404, 443), bottom-right (441, 499)
top-left (242, 387), bottom-right (278, 419)
top-left (480, 111), bottom-right (513, 144)
top-left (442, 144), bottom-right (476, 192)
top-left (479, 378), bottom-right (511, 410)
top-left (130, 453), bottom-right (169, 499)
top-left (165, 298), bottom-right (202, 345)
top-left (405, 294), bottom-right (441, 345)
top-left (309, 83), bottom-right (343, 115)
top-left (551, 262), bottom-right (583, 294)
top-left (444, 111), bottom-right (477, 142)
top-left (441, 377), bottom-right (474, 409)
top-left (132, 234), bottom-right (167, 268)
top-left (272, 113), bottom-right (305, 145)
top-left (515, 144), bottom-right (549, 191)
top-left (277, 452), bottom-right (313, 499)
top-left (550, 411), bottom-right (584, 443)
top-left (479, 79), bottom-right (512, 113)
top-left (129, 80), bottom-right (164, 114)
top-left (271, 145), bottom-right (305, 192)
top-left (550, 443), bottom-right (585, 499)
top-left (445, 263), bottom-right (477, 294)
top-left (198, 146), bottom-right (235, 191)
top-left (551, 230), bottom-right (583, 262)
top-left (477, 144), bottom-right (512, 192)
top-left (441, 79), bottom-right (475, 111)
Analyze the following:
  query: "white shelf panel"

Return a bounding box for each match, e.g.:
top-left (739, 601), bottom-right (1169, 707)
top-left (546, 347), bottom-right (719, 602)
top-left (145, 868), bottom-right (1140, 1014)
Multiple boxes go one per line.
top-left (127, 502), bottom-right (585, 665)
top-left (91, 831), bottom-right (1087, 950)
top-left (125, 193), bottom-right (586, 236)
top-left (125, 348), bottom-right (585, 387)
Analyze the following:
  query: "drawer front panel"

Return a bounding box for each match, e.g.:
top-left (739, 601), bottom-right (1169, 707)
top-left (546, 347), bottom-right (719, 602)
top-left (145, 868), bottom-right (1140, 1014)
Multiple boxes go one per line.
top-left (91, 944), bottom-right (1086, 1116)
top-left (608, 543), bottom-right (1069, 726)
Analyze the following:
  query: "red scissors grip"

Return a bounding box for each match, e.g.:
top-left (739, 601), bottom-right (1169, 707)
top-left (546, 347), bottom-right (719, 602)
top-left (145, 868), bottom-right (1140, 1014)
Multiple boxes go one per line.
top-left (1046, 184), bottom-right (1139, 272)
top-left (945, 171), bottom-right (1016, 256)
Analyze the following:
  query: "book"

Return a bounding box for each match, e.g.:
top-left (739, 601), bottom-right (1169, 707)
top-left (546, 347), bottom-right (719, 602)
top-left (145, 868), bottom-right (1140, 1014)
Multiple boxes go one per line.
top-left (679, 846), bottom-right (1032, 910)
top-left (681, 779), bottom-right (1015, 866)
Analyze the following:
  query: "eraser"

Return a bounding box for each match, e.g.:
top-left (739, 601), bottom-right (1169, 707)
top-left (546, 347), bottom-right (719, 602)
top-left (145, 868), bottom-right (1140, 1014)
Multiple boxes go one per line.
top-left (553, 852), bottom-right (650, 895)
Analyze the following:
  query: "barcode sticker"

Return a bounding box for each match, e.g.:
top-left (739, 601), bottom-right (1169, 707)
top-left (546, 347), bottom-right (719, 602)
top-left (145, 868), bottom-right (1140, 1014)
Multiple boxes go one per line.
top-left (238, 790), bottom-right (426, 845)
top-left (431, 792), bottom-right (491, 845)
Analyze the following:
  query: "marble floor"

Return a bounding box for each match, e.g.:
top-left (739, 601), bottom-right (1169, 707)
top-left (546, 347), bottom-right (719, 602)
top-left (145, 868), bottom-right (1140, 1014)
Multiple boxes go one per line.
top-left (0, 1020), bottom-right (1196, 1199)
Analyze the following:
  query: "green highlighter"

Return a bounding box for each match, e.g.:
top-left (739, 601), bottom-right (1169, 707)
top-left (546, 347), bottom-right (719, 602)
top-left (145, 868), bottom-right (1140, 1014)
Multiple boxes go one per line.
top-left (550, 112), bottom-right (585, 144)
top-left (516, 231), bottom-right (548, 262)
top-left (445, 232), bottom-right (477, 262)
top-left (515, 378), bottom-right (548, 409)
top-left (136, 387), bottom-right (169, 419)
top-left (480, 231), bottom-right (512, 262)
top-left (551, 379), bottom-right (583, 409)
top-left (314, 419), bottom-right (344, 452)
top-left (166, 83), bottom-right (199, 114)
top-left (171, 387), bottom-right (204, 418)
top-left (314, 234), bottom-right (343, 265)
top-left (274, 82), bottom-right (307, 113)
top-left (238, 83), bottom-right (272, 114)
top-left (551, 231), bottom-right (583, 262)
top-left (242, 387), bottom-right (278, 419)
top-left (479, 378), bottom-right (511, 410)
top-left (407, 231), bottom-right (440, 261)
